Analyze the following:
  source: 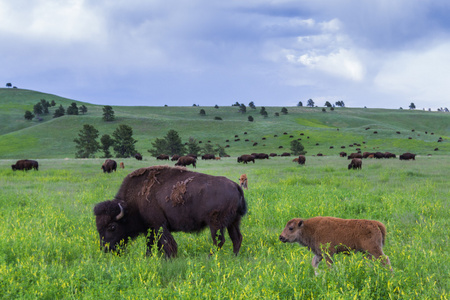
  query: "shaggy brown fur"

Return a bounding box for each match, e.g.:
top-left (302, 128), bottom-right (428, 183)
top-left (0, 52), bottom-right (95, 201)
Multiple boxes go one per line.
top-left (94, 166), bottom-right (247, 257)
top-left (101, 159), bottom-right (117, 173)
top-left (348, 158), bottom-right (362, 170)
top-left (239, 174), bottom-right (248, 190)
top-left (175, 156), bottom-right (197, 168)
top-left (11, 159), bottom-right (39, 171)
top-left (279, 217), bottom-right (392, 275)
top-left (298, 155), bottom-right (306, 165)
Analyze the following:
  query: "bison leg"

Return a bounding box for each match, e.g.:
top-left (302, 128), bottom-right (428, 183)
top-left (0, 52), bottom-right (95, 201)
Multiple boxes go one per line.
top-left (312, 255), bottom-right (323, 276)
top-left (227, 221), bottom-right (243, 255)
top-left (210, 228), bottom-right (226, 249)
top-left (157, 228), bottom-right (178, 258)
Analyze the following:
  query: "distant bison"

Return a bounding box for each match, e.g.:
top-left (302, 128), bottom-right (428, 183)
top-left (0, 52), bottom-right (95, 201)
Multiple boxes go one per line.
top-left (280, 152), bottom-right (291, 157)
top-left (297, 155), bottom-right (306, 165)
top-left (339, 152), bottom-right (347, 157)
top-left (101, 159), bottom-right (117, 173)
top-left (384, 152), bottom-right (396, 159)
top-left (134, 153), bottom-right (143, 160)
top-left (348, 153), bottom-right (363, 159)
top-left (156, 154), bottom-right (170, 160)
top-left (94, 166), bottom-right (247, 257)
top-left (11, 159), bottom-right (39, 171)
top-left (252, 153), bottom-right (269, 159)
top-left (171, 155), bottom-right (180, 161)
top-left (399, 152), bottom-right (416, 160)
top-left (239, 174), bottom-right (248, 190)
top-left (201, 154), bottom-right (216, 160)
top-left (175, 156), bottom-right (197, 168)
top-left (237, 155), bottom-right (255, 164)
top-left (279, 217), bottom-right (392, 275)
top-left (119, 162), bottom-right (125, 169)
top-left (348, 158), bottom-right (362, 170)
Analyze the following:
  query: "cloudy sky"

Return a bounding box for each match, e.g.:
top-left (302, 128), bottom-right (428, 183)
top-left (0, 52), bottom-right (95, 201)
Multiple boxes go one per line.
top-left (2, 0), bottom-right (450, 109)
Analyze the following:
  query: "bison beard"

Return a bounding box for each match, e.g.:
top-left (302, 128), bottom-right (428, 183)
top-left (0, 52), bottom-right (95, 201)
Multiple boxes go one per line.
top-left (94, 166), bottom-right (247, 257)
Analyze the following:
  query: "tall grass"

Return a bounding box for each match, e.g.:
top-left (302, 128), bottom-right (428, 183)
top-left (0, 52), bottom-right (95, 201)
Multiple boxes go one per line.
top-left (1, 156), bottom-right (448, 299)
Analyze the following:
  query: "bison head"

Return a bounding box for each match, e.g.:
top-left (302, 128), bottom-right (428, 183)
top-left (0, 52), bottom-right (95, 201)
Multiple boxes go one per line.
top-left (279, 218), bottom-right (304, 244)
top-left (93, 200), bottom-right (128, 252)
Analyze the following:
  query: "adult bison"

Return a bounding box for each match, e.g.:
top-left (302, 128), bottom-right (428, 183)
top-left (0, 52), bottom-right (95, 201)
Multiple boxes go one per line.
top-left (348, 153), bottom-right (363, 159)
top-left (237, 155), bottom-right (255, 164)
top-left (156, 154), bottom-right (170, 161)
top-left (93, 166), bottom-right (247, 257)
top-left (297, 155), bottom-right (306, 165)
top-left (201, 154), bottom-right (216, 160)
top-left (101, 159), bottom-right (117, 173)
top-left (171, 155), bottom-right (180, 161)
top-left (348, 158), bottom-right (362, 170)
top-left (134, 153), bottom-right (143, 160)
top-left (11, 159), bottom-right (38, 171)
top-left (399, 152), bottom-right (416, 160)
top-left (279, 217), bottom-right (392, 275)
top-left (175, 155), bottom-right (197, 168)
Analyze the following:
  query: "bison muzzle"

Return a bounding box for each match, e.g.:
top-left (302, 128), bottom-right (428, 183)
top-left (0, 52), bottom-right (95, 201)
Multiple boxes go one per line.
top-left (94, 166), bottom-right (247, 257)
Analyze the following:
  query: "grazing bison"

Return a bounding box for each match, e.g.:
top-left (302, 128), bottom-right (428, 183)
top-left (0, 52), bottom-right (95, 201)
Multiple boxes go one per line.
top-left (94, 166), bottom-right (247, 257)
top-left (384, 152), bottom-right (396, 159)
top-left (101, 159), bottom-right (117, 173)
top-left (348, 158), bottom-right (362, 170)
top-left (374, 152), bottom-right (385, 159)
top-left (298, 155), bottom-right (306, 165)
top-left (171, 155), bottom-right (180, 161)
top-left (239, 174), bottom-right (248, 190)
top-left (119, 162), bottom-right (125, 169)
top-left (339, 152), bottom-right (347, 157)
top-left (399, 153), bottom-right (416, 160)
top-left (201, 154), bottom-right (216, 160)
top-left (280, 152), bottom-right (291, 157)
top-left (237, 155), bottom-right (255, 164)
top-left (134, 153), bottom-right (143, 160)
top-left (175, 156), bottom-right (197, 168)
top-left (252, 153), bottom-right (269, 159)
top-left (279, 217), bottom-right (392, 275)
top-left (348, 153), bottom-right (363, 159)
top-left (11, 159), bottom-right (38, 171)
top-left (269, 153), bottom-right (278, 157)
top-left (156, 154), bottom-right (170, 161)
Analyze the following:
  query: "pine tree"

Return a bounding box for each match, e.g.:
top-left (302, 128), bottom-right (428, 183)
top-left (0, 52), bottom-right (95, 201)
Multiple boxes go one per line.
top-left (73, 124), bottom-right (100, 158)
top-left (53, 105), bottom-right (65, 118)
top-left (103, 106), bottom-right (115, 121)
top-left (186, 137), bottom-right (201, 156)
top-left (24, 110), bottom-right (34, 120)
top-left (100, 134), bottom-right (114, 158)
top-left (290, 140), bottom-right (307, 155)
top-left (112, 124), bottom-right (137, 158)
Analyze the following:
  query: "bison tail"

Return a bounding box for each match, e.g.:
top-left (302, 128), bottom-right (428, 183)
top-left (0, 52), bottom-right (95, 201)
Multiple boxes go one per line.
top-left (236, 185), bottom-right (248, 217)
top-left (376, 221), bottom-right (387, 246)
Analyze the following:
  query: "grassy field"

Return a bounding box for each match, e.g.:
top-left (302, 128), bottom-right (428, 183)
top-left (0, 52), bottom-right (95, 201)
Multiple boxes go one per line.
top-left (1, 88), bottom-right (449, 159)
top-left (0, 156), bottom-right (449, 299)
top-left (1, 88), bottom-right (449, 298)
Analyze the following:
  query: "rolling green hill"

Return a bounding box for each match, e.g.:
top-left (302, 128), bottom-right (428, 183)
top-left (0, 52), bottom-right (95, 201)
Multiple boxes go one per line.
top-left (1, 88), bottom-right (449, 159)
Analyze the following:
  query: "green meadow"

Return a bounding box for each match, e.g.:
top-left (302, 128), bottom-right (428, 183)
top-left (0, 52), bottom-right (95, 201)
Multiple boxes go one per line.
top-left (0, 88), bottom-right (449, 299)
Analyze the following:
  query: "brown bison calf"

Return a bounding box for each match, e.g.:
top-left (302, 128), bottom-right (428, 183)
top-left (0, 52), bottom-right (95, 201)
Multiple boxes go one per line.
top-left (239, 174), bottom-right (248, 190)
top-left (279, 217), bottom-right (392, 275)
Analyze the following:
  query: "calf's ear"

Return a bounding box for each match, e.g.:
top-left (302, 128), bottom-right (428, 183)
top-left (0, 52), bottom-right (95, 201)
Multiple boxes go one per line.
top-left (298, 220), bottom-right (303, 227)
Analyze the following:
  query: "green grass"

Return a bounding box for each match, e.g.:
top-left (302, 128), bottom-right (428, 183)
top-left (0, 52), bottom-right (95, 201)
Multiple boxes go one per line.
top-left (0, 88), bottom-right (449, 298)
top-left (0, 156), bottom-right (449, 299)
top-left (1, 88), bottom-right (449, 159)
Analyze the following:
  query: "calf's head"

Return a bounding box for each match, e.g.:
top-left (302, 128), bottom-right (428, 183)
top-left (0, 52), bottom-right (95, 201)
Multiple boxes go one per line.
top-left (279, 218), bottom-right (304, 243)
top-left (93, 200), bottom-right (128, 252)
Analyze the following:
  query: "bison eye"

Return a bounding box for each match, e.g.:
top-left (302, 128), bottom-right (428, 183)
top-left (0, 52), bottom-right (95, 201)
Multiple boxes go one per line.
top-left (288, 227), bottom-right (294, 231)
top-left (107, 224), bottom-right (116, 231)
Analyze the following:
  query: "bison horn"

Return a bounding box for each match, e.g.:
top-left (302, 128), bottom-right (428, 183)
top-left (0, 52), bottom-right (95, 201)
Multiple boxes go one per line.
top-left (115, 203), bottom-right (125, 220)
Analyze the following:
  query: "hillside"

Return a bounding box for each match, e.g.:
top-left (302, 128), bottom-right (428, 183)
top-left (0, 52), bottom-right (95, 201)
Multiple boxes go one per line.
top-left (0, 88), bottom-right (449, 159)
